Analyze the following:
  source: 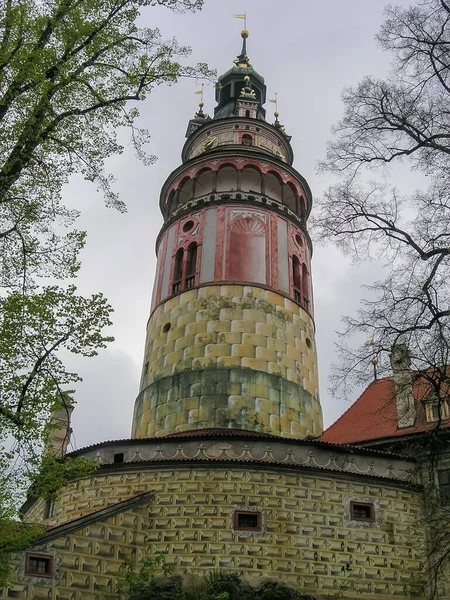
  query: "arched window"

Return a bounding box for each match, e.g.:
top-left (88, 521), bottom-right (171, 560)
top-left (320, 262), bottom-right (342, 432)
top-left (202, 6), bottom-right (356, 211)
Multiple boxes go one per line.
top-left (283, 182), bottom-right (297, 213)
top-left (216, 165), bottom-right (238, 192)
top-left (242, 134), bottom-right (253, 146)
top-left (167, 189), bottom-right (177, 217)
top-left (245, 110), bottom-right (250, 118)
top-left (299, 195), bottom-right (307, 221)
top-left (302, 263), bottom-right (309, 309)
top-left (172, 248), bottom-right (183, 294)
top-left (196, 169), bottom-right (214, 196)
top-left (241, 166), bottom-right (261, 194)
top-left (264, 172), bottom-right (282, 202)
top-left (185, 243), bottom-right (198, 289)
top-left (178, 177), bottom-right (194, 205)
top-left (292, 256), bottom-right (301, 303)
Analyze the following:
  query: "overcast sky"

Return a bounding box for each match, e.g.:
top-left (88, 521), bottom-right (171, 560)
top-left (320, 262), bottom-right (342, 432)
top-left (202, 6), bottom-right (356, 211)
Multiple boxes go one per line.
top-left (63, 0), bottom-right (417, 451)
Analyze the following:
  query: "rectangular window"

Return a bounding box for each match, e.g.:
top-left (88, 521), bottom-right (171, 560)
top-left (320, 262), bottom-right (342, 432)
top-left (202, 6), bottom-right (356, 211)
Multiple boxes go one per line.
top-left (426, 400), bottom-right (449, 422)
top-left (25, 553), bottom-right (53, 578)
top-left (233, 510), bottom-right (262, 532)
top-left (114, 452), bottom-right (124, 463)
top-left (44, 498), bottom-right (56, 519)
top-left (350, 501), bottom-right (375, 522)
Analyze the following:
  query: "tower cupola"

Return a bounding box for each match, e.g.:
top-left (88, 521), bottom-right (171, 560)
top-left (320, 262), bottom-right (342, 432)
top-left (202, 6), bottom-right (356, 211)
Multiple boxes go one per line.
top-left (214, 31), bottom-right (266, 120)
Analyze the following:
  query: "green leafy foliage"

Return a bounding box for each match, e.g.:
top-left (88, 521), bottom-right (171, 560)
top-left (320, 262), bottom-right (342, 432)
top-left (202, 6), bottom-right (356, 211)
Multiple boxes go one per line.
top-left (28, 454), bottom-right (98, 500)
top-left (0, 0), bottom-right (213, 586)
top-left (0, 520), bottom-right (43, 587)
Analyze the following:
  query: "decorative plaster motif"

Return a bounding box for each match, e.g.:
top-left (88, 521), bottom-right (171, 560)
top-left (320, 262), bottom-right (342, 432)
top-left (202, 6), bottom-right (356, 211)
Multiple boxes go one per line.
top-left (94, 440), bottom-right (413, 483)
top-left (229, 209), bottom-right (267, 223)
top-left (230, 215), bottom-right (266, 235)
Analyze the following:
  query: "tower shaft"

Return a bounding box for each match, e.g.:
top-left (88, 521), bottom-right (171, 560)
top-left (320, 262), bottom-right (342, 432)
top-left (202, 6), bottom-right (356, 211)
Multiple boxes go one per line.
top-left (132, 35), bottom-right (322, 440)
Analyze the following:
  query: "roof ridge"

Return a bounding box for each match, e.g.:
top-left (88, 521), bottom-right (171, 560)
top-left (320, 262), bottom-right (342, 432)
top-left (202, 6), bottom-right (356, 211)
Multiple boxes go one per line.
top-left (32, 490), bottom-right (154, 545)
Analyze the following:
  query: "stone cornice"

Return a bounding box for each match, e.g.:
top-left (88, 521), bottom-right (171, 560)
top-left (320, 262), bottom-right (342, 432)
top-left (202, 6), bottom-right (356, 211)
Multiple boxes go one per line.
top-left (71, 436), bottom-right (416, 486)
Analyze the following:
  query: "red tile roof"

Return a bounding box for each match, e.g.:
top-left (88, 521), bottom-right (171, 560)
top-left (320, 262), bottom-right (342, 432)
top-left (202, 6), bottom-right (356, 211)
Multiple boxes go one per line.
top-left (322, 376), bottom-right (449, 445)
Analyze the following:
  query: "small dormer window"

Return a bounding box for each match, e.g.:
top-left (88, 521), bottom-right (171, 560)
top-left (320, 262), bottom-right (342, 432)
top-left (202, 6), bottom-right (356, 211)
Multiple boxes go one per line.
top-left (425, 399), bottom-right (449, 422)
top-left (242, 134), bottom-right (253, 146)
top-left (245, 110), bottom-right (250, 118)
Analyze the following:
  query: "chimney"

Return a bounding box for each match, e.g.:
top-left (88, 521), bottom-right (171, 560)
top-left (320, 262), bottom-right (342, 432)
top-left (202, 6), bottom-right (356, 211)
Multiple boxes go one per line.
top-left (390, 344), bottom-right (416, 428)
top-left (46, 395), bottom-right (74, 456)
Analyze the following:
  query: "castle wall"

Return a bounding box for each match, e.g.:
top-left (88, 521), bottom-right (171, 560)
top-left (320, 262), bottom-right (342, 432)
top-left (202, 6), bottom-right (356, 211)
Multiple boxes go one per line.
top-left (13, 464), bottom-right (425, 600)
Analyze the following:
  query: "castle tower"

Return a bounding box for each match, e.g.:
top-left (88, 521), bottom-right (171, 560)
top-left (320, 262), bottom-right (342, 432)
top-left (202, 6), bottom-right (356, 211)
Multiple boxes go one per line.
top-left (15, 32), bottom-right (427, 600)
top-left (132, 32), bottom-right (322, 439)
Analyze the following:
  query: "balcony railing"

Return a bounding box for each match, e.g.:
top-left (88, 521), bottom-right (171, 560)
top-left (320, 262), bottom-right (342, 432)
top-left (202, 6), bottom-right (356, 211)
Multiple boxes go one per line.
top-left (185, 275), bottom-right (195, 289)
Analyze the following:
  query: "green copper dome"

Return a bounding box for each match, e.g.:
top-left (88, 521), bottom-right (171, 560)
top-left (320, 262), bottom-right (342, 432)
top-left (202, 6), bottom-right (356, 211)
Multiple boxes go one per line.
top-left (214, 31), bottom-right (267, 120)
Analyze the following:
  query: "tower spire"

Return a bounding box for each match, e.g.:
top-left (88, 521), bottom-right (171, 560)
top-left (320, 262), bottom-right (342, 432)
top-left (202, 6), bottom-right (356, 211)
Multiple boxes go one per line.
top-left (233, 29), bottom-right (251, 68)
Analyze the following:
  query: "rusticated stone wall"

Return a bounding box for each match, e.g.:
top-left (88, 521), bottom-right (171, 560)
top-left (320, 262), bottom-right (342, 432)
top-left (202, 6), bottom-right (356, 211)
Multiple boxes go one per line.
top-left (132, 285), bottom-right (321, 439)
top-left (14, 465), bottom-right (425, 600)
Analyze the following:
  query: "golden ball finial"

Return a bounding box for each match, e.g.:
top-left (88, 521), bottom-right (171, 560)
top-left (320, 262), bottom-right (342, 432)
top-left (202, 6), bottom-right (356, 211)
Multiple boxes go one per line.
top-left (241, 29), bottom-right (249, 39)
top-left (371, 357), bottom-right (378, 366)
top-left (244, 75), bottom-right (250, 82)
top-left (199, 101), bottom-right (204, 107)
top-left (274, 111), bottom-right (279, 118)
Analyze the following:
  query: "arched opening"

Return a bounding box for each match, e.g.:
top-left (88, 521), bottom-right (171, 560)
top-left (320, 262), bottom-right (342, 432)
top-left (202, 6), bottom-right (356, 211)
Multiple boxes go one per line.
top-left (245, 110), bottom-right (250, 118)
top-left (242, 133), bottom-right (253, 146)
top-left (216, 165), bottom-right (238, 193)
top-left (241, 166), bottom-right (261, 194)
top-left (172, 248), bottom-right (184, 294)
top-left (178, 177), bottom-right (194, 205)
top-left (302, 263), bottom-right (309, 309)
top-left (195, 169), bottom-right (214, 196)
top-left (292, 256), bottom-right (301, 303)
top-left (284, 182), bottom-right (297, 213)
top-left (185, 242), bottom-right (198, 289)
top-left (264, 171), bottom-right (283, 202)
top-left (299, 195), bottom-right (307, 221)
top-left (167, 189), bottom-right (177, 216)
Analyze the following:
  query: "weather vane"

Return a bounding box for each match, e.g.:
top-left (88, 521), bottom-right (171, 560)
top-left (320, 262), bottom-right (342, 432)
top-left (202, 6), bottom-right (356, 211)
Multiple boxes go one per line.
top-left (233, 12), bottom-right (247, 30)
top-left (194, 82), bottom-right (204, 103)
top-left (268, 92), bottom-right (278, 112)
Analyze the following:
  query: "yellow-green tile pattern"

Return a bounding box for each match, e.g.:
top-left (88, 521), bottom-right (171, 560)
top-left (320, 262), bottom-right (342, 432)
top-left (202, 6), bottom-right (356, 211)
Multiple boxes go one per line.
top-left (132, 285), bottom-right (322, 439)
top-left (15, 467), bottom-right (426, 600)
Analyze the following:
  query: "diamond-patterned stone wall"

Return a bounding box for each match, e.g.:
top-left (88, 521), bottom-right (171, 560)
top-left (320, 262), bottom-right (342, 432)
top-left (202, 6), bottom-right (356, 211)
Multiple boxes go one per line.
top-left (15, 466), bottom-right (426, 600)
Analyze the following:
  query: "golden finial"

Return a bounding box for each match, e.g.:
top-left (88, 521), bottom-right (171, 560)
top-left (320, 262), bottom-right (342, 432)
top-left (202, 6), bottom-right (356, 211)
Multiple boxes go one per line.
top-left (244, 75), bottom-right (250, 82)
top-left (368, 337), bottom-right (378, 380)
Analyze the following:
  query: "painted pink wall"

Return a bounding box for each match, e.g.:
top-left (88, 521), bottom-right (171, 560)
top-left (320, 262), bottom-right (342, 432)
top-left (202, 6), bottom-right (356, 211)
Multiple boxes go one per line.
top-left (151, 205), bottom-right (312, 316)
